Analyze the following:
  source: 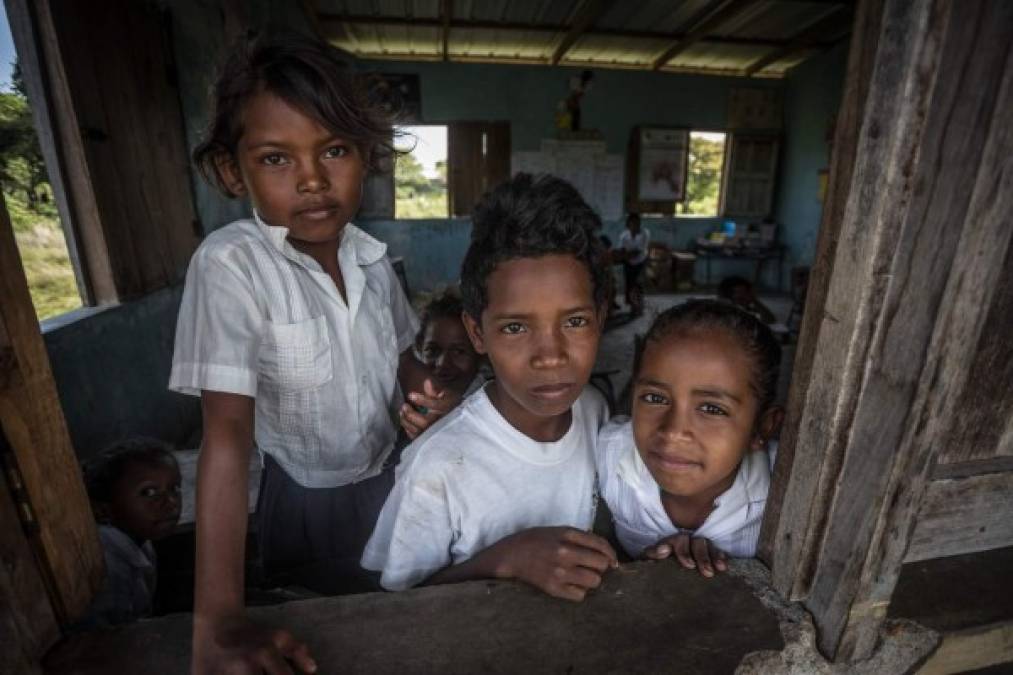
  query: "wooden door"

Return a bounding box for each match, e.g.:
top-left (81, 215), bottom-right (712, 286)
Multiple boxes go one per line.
top-left (759, 0), bottom-right (1013, 662)
top-left (449, 122), bottom-right (511, 217)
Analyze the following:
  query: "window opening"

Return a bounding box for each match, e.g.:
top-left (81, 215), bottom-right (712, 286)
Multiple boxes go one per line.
top-left (679, 131), bottom-right (727, 217)
top-left (394, 125), bottom-right (449, 219)
top-left (1, 8), bottom-right (82, 320)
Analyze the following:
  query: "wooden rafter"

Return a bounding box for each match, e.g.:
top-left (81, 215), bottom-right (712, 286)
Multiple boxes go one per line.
top-left (743, 6), bottom-right (852, 77)
top-left (551, 0), bottom-right (616, 65)
top-left (650, 0), bottom-right (763, 70)
top-left (316, 14), bottom-right (838, 51)
top-left (440, 0), bottom-right (452, 61)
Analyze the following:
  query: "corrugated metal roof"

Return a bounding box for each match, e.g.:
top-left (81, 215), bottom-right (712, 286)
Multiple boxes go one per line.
top-left (315, 0), bottom-right (852, 77)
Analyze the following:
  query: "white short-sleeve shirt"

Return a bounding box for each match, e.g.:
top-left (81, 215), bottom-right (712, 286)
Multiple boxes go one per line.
top-left (362, 385), bottom-right (609, 590)
top-left (618, 228), bottom-right (651, 265)
top-left (169, 215), bottom-right (418, 488)
top-left (595, 418), bottom-right (772, 558)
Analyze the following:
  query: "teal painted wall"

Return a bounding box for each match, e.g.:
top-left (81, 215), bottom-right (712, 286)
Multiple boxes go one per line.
top-left (357, 56), bottom-right (846, 293)
top-left (773, 42), bottom-right (850, 282)
top-left (367, 60), bottom-right (781, 153)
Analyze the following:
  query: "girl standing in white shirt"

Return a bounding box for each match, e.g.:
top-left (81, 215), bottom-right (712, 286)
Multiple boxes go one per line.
top-left (171, 34), bottom-right (450, 674)
top-left (596, 300), bottom-right (783, 577)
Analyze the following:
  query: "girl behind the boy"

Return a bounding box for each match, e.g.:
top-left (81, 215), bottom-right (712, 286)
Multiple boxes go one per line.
top-left (171, 33), bottom-right (450, 674)
top-left (596, 300), bottom-right (783, 577)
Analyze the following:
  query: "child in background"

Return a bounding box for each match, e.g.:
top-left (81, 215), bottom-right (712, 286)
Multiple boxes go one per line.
top-left (618, 213), bottom-right (650, 316)
top-left (171, 34), bottom-right (450, 673)
top-left (717, 275), bottom-right (777, 324)
top-left (405, 289), bottom-right (483, 433)
top-left (79, 438), bottom-right (181, 628)
top-left (363, 173), bottom-right (618, 600)
top-left (596, 300), bottom-right (783, 576)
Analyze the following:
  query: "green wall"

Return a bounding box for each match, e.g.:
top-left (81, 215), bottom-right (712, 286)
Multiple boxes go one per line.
top-left (773, 42), bottom-right (850, 281)
top-left (358, 55), bottom-right (846, 292)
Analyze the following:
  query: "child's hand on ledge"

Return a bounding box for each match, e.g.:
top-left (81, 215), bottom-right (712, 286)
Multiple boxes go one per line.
top-left (192, 613), bottom-right (317, 675)
top-left (491, 526), bottom-right (619, 602)
top-left (644, 534), bottom-right (728, 578)
top-left (400, 378), bottom-right (461, 439)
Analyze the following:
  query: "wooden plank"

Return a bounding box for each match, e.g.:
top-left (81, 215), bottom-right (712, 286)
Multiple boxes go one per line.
top-left (905, 473), bottom-right (1013, 563)
top-left (43, 561), bottom-right (783, 674)
top-left (0, 458), bottom-right (56, 674)
top-left (551, 0), bottom-right (615, 65)
top-left (440, 0), bottom-right (452, 62)
top-left (743, 6), bottom-right (851, 77)
top-left (0, 193), bottom-right (103, 622)
top-left (917, 620), bottom-right (1013, 675)
top-left (933, 457), bottom-right (1013, 480)
top-left (5, 0), bottom-right (117, 304)
top-left (935, 237), bottom-right (1013, 464)
top-left (316, 13), bottom-right (837, 50)
top-left (651, 0), bottom-right (762, 71)
top-left (48, 0), bottom-right (198, 300)
top-left (763, 0), bottom-right (1013, 662)
top-left (758, 0), bottom-right (883, 575)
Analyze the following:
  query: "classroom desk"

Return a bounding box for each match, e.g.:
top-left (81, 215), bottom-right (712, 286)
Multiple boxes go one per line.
top-left (693, 243), bottom-right (786, 292)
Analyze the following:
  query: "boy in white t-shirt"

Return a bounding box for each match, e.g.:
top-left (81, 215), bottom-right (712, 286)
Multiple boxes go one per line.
top-left (363, 173), bottom-right (618, 600)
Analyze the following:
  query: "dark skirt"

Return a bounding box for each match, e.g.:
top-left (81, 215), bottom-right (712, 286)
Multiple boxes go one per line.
top-left (256, 452), bottom-right (396, 595)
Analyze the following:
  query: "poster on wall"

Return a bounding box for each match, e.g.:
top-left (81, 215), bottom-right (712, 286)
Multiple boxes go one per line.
top-left (636, 128), bottom-right (689, 202)
top-left (363, 73), bottom-right (422, 123)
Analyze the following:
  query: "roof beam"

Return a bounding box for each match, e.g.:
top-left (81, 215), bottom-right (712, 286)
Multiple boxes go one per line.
top-left (551, 0), bottom-right (616, 65)
top-left (651, 0), bottom-right (764, 70)
top-left (743, 6), bottom-right (852, 76)
top-left (316, 14), bottom-right (839, 51)
top-left (440, 0), bottom-right (452, 61)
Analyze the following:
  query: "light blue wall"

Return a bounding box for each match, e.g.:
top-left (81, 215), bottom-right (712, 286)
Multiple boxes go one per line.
top-left (357, 57), bottom-right (846, 293)
top-left (773, 42), bottom-right (850, 280)
top-left (367, 60), bottom-right (780, 153)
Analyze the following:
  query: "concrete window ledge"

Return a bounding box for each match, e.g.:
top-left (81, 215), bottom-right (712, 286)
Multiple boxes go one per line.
top-left (44, 560), bottom-right (938, 674)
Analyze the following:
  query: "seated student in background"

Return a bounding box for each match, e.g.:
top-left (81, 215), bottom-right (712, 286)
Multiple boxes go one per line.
top-left (363, 173), bottom-right (619, 600)
top-left (596, 300), bottom-right (783, 577)
top-left (717, 275), bottom-right (777, 324)
top-left (79, 438), bottom-right (182, 628)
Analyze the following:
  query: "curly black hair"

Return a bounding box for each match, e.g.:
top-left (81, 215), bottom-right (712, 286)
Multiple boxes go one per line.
top-left (460, 173), bottom-right (606, 320)
top-left (193, 32), bottom-right (401, 196)
top-left (641, 299), bottom-right (782, 410)
top-left (82, 437), bottom-right (178, 504)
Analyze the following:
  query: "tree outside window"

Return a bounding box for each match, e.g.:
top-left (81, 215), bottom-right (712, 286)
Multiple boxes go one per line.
top-left (394, 125), bottom-right (449, 219)
top-left (679, 131), bottom-right (727, 217)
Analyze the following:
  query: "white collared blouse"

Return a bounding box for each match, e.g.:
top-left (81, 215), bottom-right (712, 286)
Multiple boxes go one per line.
top-left (595, 417), bottom-right (773, 558)
top-left (170, 214), bottom-right (418, 488)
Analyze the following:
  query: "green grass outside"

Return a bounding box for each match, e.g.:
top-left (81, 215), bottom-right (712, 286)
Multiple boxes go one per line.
top-left (6, 190), bottom-right (82, 320)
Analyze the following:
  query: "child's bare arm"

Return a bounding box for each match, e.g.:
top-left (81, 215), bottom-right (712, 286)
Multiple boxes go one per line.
top-left (397, 350), bottom-right (461, 439)
top-left (643, 533), bottom-right (728, 578)
top-left (426, 527), bottom-right (619, 602)
top-left (193, 391), bottom-right (317, 675)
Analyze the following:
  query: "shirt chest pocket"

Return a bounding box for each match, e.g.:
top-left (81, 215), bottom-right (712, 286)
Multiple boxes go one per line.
top-left (260, 315), bottom-right (333, 391)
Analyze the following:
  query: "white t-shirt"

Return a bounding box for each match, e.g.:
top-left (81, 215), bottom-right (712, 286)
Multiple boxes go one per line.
top-left (362, 384), bottom-right (610, 590)
top-left (169, 214), bottom-right (418, 488)
top-left (618, 228), bottom-right (650, 265)
top-left (595, 418), bottom-right (772, 558)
